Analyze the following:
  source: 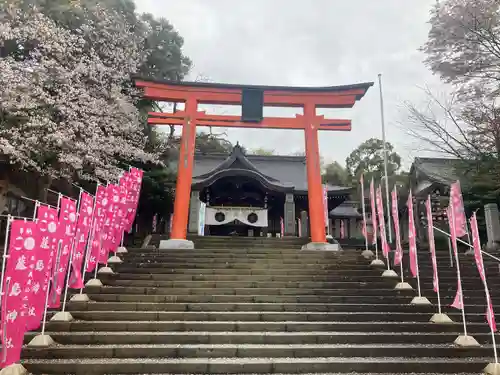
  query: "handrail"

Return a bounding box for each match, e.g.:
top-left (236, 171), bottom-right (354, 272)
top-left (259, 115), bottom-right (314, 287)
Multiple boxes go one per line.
top-left (432, 225), bottom-right (500, 264)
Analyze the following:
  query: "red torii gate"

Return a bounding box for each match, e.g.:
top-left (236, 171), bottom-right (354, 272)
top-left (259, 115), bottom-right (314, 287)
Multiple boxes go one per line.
top-left (135, 79), bottom-right (373, 248)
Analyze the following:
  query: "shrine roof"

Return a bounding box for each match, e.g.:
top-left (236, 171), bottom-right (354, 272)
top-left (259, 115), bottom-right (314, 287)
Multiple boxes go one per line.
top-left (329, 200), bottom-right (362, 218)
top-left (188, 145), bottom-right (352, 194)
top-left (135, 77), bottom-right (374, 99)
top-left (411, 157), bottom-right (461, 185)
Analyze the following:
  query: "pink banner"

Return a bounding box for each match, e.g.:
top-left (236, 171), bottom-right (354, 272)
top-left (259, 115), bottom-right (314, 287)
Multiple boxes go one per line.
top-left (27, 206), bottom-right (60, 331)
top-left (49, 197), bottom-right (77, 309)
top-left (450, 181), bottom-right (467, 237)
top-left (470, 212), bottom-right (496, 331)
top-left (391, 188), bottom-right (403, 265)
top-left (124, 168), bottom-right (143, 232)
top-left (322, 184), bottom-right (328, 227)
top-left (100, 184), bottom-right (120, 262)
top-left (1, 220), bottom-right (40, 367)
top-left (369, 178), bottom-right (377, 245)
top-left (448, 205), bottom-right (464, 310)
top-left (68, 192), bottom-right (94, 289)
top-left (360, 175), bottom-right (368, 242)
top-left (375, 186), bottom-right (390, 258)
top-left (425, 196), bottom-right (439, 293)
top-left (86, 185), bottom-right (108, 272)
top-left (340, 220), bottom-right (345, 239)
top-left (407, 190), bottom-right (419, 278)
top-left (280, 217), bottom-right (284, 238)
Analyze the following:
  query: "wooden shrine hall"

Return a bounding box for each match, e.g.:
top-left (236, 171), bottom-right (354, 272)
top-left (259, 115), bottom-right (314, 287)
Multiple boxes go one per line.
top-left (182, 143), bottom-right (354, 238)
top-left (135, 78), bottom-right (373, 250)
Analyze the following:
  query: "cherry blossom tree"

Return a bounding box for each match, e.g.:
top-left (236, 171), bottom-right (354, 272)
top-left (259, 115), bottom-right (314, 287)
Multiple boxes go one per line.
top-left (422, 0), bottom-right (500, 99)
top-left (0, 4), bottom-right (157, 186)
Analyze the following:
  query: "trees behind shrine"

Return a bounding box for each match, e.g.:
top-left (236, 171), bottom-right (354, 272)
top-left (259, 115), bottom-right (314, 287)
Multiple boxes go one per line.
top-left (406, 0), bottom-right (500, 211)
top-left (0, 0), bottom-right (191, 203)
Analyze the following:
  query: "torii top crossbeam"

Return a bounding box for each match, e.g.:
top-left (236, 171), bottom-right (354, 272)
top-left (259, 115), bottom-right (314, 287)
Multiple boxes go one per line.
top-left (135, 77), bottom-right (373, 247)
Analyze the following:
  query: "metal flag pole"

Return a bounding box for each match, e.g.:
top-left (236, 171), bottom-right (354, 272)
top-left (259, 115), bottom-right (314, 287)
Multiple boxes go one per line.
top-left (28, 242), bottom-right (62, 347)
top-left (360, 175), bottom-right (373, 259)
top-left (378, 73), bottom-right (392, 244)
top-left (53, 190), bottom-right (83, 320)
top-left (449, 203), bottom-right (478, 346)
top-left (0, 216), bottom-right (12, 306)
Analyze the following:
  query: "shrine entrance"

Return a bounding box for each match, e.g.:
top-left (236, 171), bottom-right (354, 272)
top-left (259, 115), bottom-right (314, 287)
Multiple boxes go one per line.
top-left (135, 79), bottom-right (373, 249)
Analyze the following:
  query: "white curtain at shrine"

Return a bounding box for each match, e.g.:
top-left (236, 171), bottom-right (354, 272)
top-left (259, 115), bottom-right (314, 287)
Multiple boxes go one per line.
top-left (205, 206), bottom-right (268, 227)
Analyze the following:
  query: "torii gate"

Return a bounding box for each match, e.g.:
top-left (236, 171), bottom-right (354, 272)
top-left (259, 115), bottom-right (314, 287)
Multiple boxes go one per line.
top-left (135, 79), bottom-right (373, 249)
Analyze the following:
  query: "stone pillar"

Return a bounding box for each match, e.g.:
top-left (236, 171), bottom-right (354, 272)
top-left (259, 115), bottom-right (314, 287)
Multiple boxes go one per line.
top-left (300, 210), bottom-right (309, 237)
top-left (328, 218), bottom-right (334, 236)
top-left (349, 218), bottom-right (357, 238)
top-left (333, 219), bottom-right (340, 238)
top-left (284, 193), bottom-right (296, 236)
top-left (187, 190), bottom-right (201, 234)
top-left (485, 203), bottom-right (500, 249)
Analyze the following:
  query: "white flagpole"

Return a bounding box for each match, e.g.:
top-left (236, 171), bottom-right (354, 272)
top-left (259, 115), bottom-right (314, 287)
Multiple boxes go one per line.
top-left (27, 242), bottom-right (62, 347)
top-left (450, 203), bottom-right (472, 344)
top-left (0, 216), bottom-right (12, 306)
top-left (54, 190), bottom-right (83, 319)
top-left (378, 73), bottom-right (392, 244)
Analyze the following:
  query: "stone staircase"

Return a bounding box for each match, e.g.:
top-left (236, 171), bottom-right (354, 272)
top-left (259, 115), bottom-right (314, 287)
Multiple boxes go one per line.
top-left (21, 236), bottom-right (500, 374)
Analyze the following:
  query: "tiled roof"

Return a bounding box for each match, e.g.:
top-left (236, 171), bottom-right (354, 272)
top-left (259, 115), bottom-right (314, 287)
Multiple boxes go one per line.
top-left (329, 200), bottom-right (362, 218)
top-left (412, 157), bottom-right (460, 185)
top-left (182, 145), bottom-right (352, 194)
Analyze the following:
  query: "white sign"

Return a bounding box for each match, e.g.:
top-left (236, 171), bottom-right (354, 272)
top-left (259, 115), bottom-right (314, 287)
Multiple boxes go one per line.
top-left (198, 202), bottom-right (206, 236)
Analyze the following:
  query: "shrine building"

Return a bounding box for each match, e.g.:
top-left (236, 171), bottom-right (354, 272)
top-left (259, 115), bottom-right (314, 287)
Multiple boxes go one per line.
top-left (182, 143), bottom-right (363, 238)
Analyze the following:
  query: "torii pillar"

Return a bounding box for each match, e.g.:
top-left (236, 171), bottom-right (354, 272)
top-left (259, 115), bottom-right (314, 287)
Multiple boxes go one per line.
top-left (135, 79), bottom-right (373, 249)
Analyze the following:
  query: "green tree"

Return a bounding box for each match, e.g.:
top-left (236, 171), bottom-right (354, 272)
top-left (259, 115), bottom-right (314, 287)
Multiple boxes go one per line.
top-left (322, 161), bottom-right (349, 185)
top-left (346, 138), bottom-right (401, 183)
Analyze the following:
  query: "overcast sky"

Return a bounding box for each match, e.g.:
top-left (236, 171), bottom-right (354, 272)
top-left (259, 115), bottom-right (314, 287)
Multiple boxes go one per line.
top-left (135, 0), bottom-right (446, 169)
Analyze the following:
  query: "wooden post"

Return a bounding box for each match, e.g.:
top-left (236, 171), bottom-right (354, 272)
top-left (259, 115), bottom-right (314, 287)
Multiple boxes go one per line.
top-left (170, 98), bottom-right (197, 240)
top-left (303, 102), bottom-right (326, 243)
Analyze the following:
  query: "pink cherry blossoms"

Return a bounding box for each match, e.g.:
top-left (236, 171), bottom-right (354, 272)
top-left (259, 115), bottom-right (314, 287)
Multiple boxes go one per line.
top-left (0, 4), bottom-right (158, 182)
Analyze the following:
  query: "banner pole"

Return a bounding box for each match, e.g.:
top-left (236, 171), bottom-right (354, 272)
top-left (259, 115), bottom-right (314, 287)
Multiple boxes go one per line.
top-left (0, 216), bottom-right (12, 302)
top-left (450, 203), bottom-right (468, 337)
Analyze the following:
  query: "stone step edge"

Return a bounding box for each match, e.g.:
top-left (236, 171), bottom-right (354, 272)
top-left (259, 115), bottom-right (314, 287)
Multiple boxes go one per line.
top-left (21, 356), bottom-right (493, 364)
top-left (20, 343), bottom-right (500, 349)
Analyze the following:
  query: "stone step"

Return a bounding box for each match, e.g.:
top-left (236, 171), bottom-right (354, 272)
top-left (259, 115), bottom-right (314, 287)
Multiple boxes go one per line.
top-left (86, 286), bottom-right (419, 296)
top-left (21, 356), bottom-right (493, 374)
top-left (109, 267), bottom-right (488, 276)
top-left (80, 292), bottom-right (497, 305)
top-left (54, 310), bottom-right (496, 323)
top-left (86, 285), bottom-right (500, 297)
top-left (100, 278), bottom-right (497, 289)
top-left (24, 330), bottom-right (498, 345)
top-left (65, 301), bottom-right (500, 314)
top-left (102, 272), bottom-right (492, 282)
top-left (43, 320), bottom-right (494, 333)
top-left (21, 343), bottom-right (500, 360)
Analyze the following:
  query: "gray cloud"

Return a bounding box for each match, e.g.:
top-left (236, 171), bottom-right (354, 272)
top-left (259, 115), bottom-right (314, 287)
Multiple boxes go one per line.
top-left (136, 0), bottom-right (444, 168)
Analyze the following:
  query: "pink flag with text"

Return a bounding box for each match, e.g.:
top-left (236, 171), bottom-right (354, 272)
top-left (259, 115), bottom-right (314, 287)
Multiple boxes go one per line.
top-left (360, 175), bottom-right (368, 241)
top-left (376, 186), bottom-right (390, 258)
top-left (425, 196), bottom-right (440, 293)
top-left (86, 185), bottom-right (108, 272)
top-left (26, 206), bottom-right (60, 331)
top-left (340, 220), bottom-right (345, 239)
top-left (0, 220), bottom-right (40, 367)
top-left (68, 192), bottom-right (94, 289)
top-left (48, 197), bottom-right (77, 309)
top-left (407, 190), bottom-right (419, 277)
top-left (450, 181), bottom-right (467, 237)
top-left (391, 188), bottom-right (403, 265)
top-left (100, 184), bottom-right (120, 262)
top-left (470, 212), bottom-right (496, 332)
top-left (280, 217), bottom-right (284, 238)
top-left (124, 168), bottom-right (143, 232)
top-left (369, 178), bottom-right (378, 245)
top-left (448, 205), bottom-right (464, 310)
